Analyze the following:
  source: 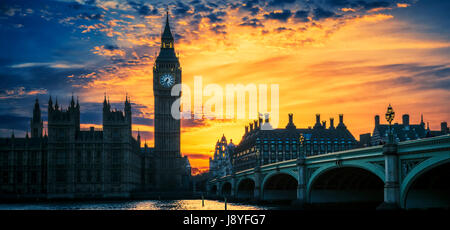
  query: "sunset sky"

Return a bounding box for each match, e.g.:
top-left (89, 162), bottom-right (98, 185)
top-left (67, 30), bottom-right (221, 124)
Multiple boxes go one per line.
top-left (1, 0), bottom-right (449, 172)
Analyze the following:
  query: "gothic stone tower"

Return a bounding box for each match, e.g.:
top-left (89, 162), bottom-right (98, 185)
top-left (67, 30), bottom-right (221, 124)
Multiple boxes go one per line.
top-left (30, 98), bottom-right (43, 138)
top-left (153, 13), bottom-right (183, 190)
top-left (46, 96), bottom-right (80, 196)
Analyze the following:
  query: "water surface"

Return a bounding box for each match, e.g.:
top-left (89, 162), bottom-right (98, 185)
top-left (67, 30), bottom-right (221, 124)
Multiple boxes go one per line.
top-left (0, 199), bottom-right (269, 210)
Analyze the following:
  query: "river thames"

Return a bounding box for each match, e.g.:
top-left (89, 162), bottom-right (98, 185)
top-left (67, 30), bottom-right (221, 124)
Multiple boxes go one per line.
top-left (0, 200), bottom-right (273, 210)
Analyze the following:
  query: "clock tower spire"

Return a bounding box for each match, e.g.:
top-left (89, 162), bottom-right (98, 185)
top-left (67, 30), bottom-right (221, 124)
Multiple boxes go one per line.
top-left (153, 12), bottom-right (185, 191)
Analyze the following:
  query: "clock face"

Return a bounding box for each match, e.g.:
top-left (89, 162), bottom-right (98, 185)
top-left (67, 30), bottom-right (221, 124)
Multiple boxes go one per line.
top-left (160, 74), bottom-right (175, 88)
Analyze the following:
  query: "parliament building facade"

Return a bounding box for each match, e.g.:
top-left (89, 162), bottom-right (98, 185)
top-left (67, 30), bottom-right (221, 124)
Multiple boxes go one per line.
top-left (0, 15), bottom-right (191, 199)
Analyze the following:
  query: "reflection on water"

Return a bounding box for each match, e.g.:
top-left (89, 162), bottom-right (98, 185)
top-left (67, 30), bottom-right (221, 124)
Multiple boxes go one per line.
top-left (0, 200), bottom-right (268, 210)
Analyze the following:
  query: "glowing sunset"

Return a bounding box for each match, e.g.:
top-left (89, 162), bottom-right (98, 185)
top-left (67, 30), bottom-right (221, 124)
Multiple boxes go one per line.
top-left (1, 0), bottom-right (449, 174)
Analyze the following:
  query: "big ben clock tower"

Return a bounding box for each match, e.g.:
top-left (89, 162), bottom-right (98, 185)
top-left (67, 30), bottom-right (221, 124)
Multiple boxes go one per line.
top-left (153, 12), bottom-right (184, 190)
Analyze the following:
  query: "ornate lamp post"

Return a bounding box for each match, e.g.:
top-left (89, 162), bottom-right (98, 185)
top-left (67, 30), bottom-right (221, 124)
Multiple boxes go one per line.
top-left (299, 134), bottom-right (305, 158)
top-left (378, 104), bottom-right (400, 210)
top-left (385, 104), bottom-right (395, 144)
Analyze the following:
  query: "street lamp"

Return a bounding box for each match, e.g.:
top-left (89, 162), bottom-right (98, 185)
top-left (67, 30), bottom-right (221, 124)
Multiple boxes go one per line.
top-left (299, 134), bottom-right (304, 157)
top-left (385, 104), bottom-right (395, 143)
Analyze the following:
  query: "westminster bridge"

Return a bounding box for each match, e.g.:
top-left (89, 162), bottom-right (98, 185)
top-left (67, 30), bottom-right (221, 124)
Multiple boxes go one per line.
top-left (207, 135), bottom-right (450, 209)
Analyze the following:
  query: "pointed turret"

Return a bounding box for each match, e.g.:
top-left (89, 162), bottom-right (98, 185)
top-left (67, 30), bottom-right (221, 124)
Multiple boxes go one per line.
top-left (420, 114), bottom-right (425, 127)
top-left (70, 93), bottom-right (75, 108)
top-left (162, 11), bottom-right (174, 45)
top-left (103, 93), bottom-right (110, 112)
top-left (221, 134), bottom-right (227, 143)
top-left (125, 94), bottom-right (132, 126)
top-left (31, 98), bottom-right (43, 138)
top-left (137, 129), bottom-right (141, 148)
top-left (155, 11), bottom-right (178, 63)
top-left (33, 98), bottom-right (41, 122)
top-left (48, 96), bottom-right (53, 111)
top-left (55, 97), bottom-right (59, 110)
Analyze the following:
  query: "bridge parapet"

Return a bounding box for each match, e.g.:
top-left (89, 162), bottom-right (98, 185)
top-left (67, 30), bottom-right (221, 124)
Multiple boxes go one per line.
top-left (397, 134), bottom-right (450, 154)
top-left (206, 135), bottom-right (450, 208)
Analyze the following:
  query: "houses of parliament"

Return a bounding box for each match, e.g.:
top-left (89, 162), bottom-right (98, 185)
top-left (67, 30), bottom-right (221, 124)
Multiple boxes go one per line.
top-left (0, 14), bottom-right (191, 199)
top-left (0, 96), bottom-right (191, 199)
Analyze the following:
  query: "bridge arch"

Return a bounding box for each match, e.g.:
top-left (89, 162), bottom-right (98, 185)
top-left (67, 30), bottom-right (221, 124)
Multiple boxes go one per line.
top-left (262, 172), bottom-right (298, 201)
top-left (236, 178), bottom-right (255, 200)
top-left (221, 182), bottom-right (232, 197)
top-left (307, 165), bottom-right (384, 208)
top-left (401, 156), bottom-right (450, 209)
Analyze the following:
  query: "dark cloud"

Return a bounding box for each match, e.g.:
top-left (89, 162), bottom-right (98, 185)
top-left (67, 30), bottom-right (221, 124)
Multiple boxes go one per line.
top-left (323, 0), bottom-right (393, 11)
top-left (128, 1), bottom-right (159, 16)
top-left (264, 9), bottom-right (292, 22)
top-left (294, 10), bottom-right (309, 22)
top-left (181, 118), bottom-right (210, 129)
top-left (78, 12), bottom-right (104, 20)
top-left (268, 0), bottom-right (297, 7)
top-left (211, 24), bottom-right (227, 34)
top-left (275, 26), bottom-right (294, 32)
top-left (313, 7), bottom-right (337, 20)
top-left (184, 153), bottom-right (211, 160)
top-left (191, 1), bottom-right (213, 13)
top-left (323, 0), bottom-right (351, 7)
top-left (104, 44), bottom-right (120, 51)
top-left (205, 11), bottom-right (227, 23)
top-left (239, 0), bottom-right (261, 16)
top-left (358, 1), bottom-right (391, 10)
top-left (173, 1), bottom-right (193, 18)
top-left (239, 17), bottom-right (264, 27)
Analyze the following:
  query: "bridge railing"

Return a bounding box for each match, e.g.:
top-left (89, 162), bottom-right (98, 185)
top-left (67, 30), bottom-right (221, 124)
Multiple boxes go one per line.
top-left (208, 135), bottom-right (450, 183)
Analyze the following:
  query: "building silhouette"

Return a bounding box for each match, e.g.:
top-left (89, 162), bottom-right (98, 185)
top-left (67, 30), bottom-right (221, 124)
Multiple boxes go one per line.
top-left (217, 113), bottom-right (357, 173)
top-left (209, 135), bottom-right (235, 179)
top-left (0, 15), bottom-right (191, 199)
top-left (359, 114), bottom-right (449, 147)
top-left (152, 12), bottom-right (189, 190)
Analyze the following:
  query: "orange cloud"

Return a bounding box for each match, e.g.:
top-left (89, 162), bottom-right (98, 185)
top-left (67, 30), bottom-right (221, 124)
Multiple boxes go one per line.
top-left (69, 6), bottom-right (450, 171)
